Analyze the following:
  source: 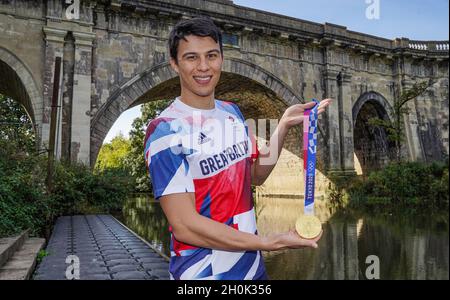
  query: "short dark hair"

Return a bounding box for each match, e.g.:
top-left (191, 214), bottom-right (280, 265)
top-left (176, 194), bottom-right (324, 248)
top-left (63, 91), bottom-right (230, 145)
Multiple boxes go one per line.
top-left (168, 16), bottom-right (223, 63)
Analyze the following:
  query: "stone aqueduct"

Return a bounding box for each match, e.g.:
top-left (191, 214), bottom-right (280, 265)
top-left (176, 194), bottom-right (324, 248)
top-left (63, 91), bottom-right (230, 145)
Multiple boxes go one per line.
top-left (0, 0), bottom-right (448, 197)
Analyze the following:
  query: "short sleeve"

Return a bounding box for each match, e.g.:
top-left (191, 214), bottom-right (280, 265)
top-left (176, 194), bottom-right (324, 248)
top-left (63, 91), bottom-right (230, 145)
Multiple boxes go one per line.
top-left (144, 119), bottom-right (195, 200)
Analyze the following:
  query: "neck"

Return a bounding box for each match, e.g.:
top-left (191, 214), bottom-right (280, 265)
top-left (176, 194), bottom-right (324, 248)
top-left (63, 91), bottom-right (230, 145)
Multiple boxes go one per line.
top-left (179, 89), bottom-right (215, 110)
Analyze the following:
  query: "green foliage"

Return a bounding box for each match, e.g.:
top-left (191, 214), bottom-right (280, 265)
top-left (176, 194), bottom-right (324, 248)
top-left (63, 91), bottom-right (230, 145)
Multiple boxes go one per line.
top-left (126, 99), bottom-right (172, 192)
top-left (0, 93), bottom-right (134, 238)
top-left (0, 94), bottom-right (35, 154)
top-left (0, 94), bottom-right (46, 237)
top-left (0, 151), bottom-right (133, 237)
top-left (94, 100), bottom-right (171, 193)
top-left (0, 154), bottom-right (49, 237)
top-left (53, 160), bottom-right (134, 215)
top-left (36, 249), bottom-right (49, 264)
top-left (95, 133), bottom-right (132, 173)
top-left (347, 160), bottom-right (449, 215)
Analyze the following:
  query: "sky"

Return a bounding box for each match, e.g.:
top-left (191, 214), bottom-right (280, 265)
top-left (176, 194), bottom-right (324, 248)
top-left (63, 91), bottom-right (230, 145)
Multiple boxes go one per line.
top-left (103, 0), bottom-right (449, 144)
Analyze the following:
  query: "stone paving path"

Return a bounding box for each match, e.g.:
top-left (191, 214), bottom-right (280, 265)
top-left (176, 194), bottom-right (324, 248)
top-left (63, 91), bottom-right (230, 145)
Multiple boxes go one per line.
top-left (33, 215), bottom-right (170, 280)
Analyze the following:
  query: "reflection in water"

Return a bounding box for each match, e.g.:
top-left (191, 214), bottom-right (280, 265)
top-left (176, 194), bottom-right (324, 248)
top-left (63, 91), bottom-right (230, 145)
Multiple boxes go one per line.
top-left (121, 196), bottom-right (171, 256)
top-left (356, 215), bottom-right (449, 280)
top-left (121, 195), bottom-right (449, 280)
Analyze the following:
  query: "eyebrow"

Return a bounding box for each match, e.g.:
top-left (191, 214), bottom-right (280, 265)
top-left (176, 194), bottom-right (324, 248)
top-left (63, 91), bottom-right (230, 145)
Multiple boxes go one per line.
top-left (181, 49), bottom-right (221, 58)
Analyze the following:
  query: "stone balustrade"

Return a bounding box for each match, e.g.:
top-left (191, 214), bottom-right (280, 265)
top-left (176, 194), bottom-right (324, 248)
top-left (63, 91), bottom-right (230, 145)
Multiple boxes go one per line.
top-left (408, 41), bottom-right (449, 51)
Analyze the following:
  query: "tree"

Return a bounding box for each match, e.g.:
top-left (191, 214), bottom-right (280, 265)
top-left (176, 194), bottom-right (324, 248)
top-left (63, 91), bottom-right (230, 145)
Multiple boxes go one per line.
top-left (0, 94), bottom-right (35, 155)
top-left (95, 133), bottom-right (132, 172)
top-left (368, 80), bottom-right (434, 162)
top-left (125, 99), bottom-right (172, 192)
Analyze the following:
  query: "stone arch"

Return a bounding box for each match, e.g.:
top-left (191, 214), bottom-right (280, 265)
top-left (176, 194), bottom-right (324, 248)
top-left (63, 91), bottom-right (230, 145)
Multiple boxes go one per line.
top-left (90, 58), bottom-right (305, 165)
top-left (222, 58), bottom-right (301, 107)
top-left (352, 91), bottom-right (393, 125)
top-left (352, 91), bottom-right (395, 174)
top-left (0, 47), bottom-right (43, 136)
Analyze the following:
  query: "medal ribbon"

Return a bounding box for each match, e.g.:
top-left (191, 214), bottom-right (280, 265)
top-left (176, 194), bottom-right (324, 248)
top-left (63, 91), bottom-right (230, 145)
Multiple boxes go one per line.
top-left (303, 99), bottom-right (319, 216)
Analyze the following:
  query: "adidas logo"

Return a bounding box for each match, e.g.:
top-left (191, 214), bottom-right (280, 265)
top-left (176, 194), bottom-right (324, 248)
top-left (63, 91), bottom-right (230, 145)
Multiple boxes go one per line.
top-left (198, 132), bottom-right (212, 145)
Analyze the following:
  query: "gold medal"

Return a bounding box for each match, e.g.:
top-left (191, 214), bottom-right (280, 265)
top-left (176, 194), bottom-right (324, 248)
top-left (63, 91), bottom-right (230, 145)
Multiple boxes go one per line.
top-left (295, 215), bottom-right (322, 239)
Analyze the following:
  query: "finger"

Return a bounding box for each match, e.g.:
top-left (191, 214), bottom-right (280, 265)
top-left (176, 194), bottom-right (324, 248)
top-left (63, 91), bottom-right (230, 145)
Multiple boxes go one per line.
top-left (302, 239), bottom-right (318, 249)
top-left (318, 103), bottom-right (329, 110)
top-left (303, 101), bottom-right (316, 109)
top-left (318, 100), bottom-right (332, 109)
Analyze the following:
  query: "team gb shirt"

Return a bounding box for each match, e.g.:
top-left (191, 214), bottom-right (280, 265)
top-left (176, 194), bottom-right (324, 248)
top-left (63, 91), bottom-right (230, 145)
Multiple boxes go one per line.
top-left (144, 97), bottom-right (267, 280)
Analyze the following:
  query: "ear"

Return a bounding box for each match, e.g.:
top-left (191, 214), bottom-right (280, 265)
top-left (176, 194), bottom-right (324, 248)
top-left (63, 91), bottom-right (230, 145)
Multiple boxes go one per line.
top-left (169, 58), bottom-right (179, 74)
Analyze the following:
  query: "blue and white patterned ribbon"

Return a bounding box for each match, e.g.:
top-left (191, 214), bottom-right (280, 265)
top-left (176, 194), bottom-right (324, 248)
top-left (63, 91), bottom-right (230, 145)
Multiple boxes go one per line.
top-left (303, 99), bottom-right (319, 215)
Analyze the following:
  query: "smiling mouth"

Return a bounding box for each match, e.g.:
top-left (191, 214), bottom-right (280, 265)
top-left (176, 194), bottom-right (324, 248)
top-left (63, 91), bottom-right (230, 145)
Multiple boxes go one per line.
top-left (193, 76), bottom-right (212, 85)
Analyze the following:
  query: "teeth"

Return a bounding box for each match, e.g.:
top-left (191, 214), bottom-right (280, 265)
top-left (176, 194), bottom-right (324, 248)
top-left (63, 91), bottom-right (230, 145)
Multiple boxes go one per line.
top-left (194, 76), bottom-right (211, 83)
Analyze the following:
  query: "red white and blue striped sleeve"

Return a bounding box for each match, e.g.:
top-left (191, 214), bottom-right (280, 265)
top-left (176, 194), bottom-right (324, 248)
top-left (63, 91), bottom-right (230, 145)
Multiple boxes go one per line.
top-left (144, 118), bottom-right (195, 199)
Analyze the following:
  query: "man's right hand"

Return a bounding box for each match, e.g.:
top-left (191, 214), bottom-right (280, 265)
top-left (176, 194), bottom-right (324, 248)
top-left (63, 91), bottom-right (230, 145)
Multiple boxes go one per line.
top-left (263, 230), bottom-right (323, 251)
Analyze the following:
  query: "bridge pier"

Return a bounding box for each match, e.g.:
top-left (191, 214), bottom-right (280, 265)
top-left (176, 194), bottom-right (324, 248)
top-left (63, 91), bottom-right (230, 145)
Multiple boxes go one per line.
top-left (323, 68), bottom-right (357, 177)
top-left (70, 32), bottom-right (96, 165)
top-left (42, 26), bottom-right (95, 165)
top-left (402, 78), bottom-right (426, 162)
top-left (42, 27), bottom-right (66, 160)
top-left (339, 72), bottom-right (357, 176)
top-left (323, 69), bottom-right (342, 173)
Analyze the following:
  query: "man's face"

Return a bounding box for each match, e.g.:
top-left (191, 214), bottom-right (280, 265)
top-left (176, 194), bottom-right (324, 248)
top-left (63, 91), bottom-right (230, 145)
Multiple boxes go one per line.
top-left (170, 35), bottom-right (223, 100)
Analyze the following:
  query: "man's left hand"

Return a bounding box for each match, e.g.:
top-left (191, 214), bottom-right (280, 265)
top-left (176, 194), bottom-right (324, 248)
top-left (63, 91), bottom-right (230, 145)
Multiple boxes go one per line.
top-left (279, 98), bottom-right (333, 129)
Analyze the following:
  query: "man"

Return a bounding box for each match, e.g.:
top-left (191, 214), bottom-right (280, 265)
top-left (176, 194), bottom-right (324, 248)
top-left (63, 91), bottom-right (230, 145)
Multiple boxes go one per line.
top-left (144, 17), bottom-right (332, 280)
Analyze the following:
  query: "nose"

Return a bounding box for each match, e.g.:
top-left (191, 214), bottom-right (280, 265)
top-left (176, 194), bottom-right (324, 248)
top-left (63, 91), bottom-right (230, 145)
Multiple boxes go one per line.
top-left (197, 56), bottom-right (209, 72)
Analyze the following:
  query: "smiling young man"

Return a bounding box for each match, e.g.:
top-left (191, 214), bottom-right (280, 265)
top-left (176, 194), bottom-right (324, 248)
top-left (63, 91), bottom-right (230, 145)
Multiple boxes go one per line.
top-left (144, 17), bottom-right (331, 280)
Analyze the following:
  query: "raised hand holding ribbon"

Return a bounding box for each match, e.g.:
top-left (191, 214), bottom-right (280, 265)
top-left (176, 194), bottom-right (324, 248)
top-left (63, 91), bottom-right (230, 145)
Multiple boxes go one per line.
top-left (295, 99), bottom-right (323, 240)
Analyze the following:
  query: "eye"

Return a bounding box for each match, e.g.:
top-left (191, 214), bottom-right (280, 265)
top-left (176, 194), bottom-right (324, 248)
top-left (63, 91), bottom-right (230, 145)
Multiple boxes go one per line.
top-left (208, 53), bottom-right (218, 59)
top-left (186, 55), bottom-right (197, 61)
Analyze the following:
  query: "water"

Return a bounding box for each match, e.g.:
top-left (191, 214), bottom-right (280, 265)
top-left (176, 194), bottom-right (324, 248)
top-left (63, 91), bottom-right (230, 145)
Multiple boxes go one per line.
top-left (120, 195), bottom-right (449, 280)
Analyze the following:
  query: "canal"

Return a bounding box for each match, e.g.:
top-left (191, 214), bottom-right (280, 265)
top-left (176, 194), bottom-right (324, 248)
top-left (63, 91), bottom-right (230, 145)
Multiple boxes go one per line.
top-left (118, 195), bottom-right (449, 280)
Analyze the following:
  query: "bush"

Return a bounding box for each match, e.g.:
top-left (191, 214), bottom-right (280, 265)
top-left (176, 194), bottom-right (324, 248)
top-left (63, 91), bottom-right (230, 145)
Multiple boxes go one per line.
top-left (348, 160), bottom-right (449, 214)
top-left (0, 95), bottom-right (135, 237)
top-left (0, 152), bottom-right (133, 238)
top-left (52, 161), bottom-right (133, 214)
